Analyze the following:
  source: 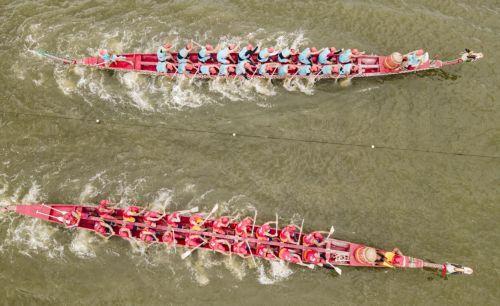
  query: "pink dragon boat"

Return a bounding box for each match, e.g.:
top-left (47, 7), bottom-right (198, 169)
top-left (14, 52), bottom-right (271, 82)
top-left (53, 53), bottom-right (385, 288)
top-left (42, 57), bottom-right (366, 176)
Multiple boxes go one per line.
top-left (4, 203), bottom-right (473, 276)
top-left (35, 48), bottom-right (482, 80)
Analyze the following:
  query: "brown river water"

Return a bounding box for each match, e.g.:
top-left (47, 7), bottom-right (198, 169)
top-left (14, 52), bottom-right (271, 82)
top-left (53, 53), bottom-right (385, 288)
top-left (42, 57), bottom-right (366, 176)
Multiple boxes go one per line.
top-left (0, 0), bottom-right (499, 305)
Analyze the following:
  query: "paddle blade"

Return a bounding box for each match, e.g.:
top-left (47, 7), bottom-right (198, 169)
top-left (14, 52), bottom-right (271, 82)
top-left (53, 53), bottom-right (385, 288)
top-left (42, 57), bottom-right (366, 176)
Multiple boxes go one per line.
top-left (180, 250), bottom-right (192, 260)
top-left (333, 266), bottom-right (342, 275)
top-left (189, 206), bottom-right (199, 213)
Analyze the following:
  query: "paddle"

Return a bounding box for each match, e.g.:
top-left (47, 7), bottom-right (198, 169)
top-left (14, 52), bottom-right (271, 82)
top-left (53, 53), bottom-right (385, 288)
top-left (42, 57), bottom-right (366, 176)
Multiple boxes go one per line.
top-left (324, 262), bottom-right (342, 275)
top-left (180, 239), bottom-right (207, 259)
top-left (250, 210), bottom-right (257, 236)
top-left (296, 219), bottom-right (304, 245)
top-left (36, 211), bottom-right (63, 222)
top-left (245, 240), bottom-right (257, 266)
top-left (325, 226), bottom-right (335, 241)
top-left (191, 40), bottom-right (203, 48)
top-left (198, 204), bottom-right (219, 228)
top-left (41, 204), bottom-right (67, 215)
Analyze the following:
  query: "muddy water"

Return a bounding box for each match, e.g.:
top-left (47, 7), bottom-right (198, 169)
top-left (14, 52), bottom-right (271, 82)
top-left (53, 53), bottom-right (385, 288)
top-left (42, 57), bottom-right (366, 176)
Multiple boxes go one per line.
top-left (0, 0), bottom-right (499, 305)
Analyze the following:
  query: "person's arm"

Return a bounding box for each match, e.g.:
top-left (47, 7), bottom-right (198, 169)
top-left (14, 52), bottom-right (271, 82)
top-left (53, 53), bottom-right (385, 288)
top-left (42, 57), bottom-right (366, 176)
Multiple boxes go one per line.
top-left (392, 247), bottom-right (402, 255)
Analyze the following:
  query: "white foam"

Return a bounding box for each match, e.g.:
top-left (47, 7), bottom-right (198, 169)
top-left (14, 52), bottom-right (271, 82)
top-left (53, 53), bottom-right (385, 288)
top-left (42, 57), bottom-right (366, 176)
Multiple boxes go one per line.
top-left (150, 188), bottom-right (173, 211)
top-left (257, 261), bottom-right (294, 285)
top-left (69, 230), bottom-right (97, 258)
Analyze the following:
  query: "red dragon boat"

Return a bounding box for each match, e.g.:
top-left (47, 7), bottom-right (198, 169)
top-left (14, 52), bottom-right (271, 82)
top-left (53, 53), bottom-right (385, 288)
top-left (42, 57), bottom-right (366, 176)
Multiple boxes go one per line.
top-left (4, 203), bottom-right (473, 276)
top-left (35, 48), bottom-right (482, 80)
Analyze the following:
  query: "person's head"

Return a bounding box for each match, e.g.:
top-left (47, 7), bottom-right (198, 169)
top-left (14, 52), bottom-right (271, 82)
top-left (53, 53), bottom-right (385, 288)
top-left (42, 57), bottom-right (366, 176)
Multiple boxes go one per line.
top-left (167, 63), bottom-right (174, 70)
top-left (313, 232), bottom-right (323, 240)
top-left (311, 47), bottom-right (318, 53)
top-left (247, 43), bottom-right (253, 50)
top-left (163, 43), bottom-right (172, 49)
top-left (228, 43), bottom-right (237, 50)
top-left (227, 66), bottom-right (235, 73)
top-left (98, 49), bottom-right (108, 56)
top-left (415, 49), bottom-right (424, 56)
top-left (244, 62), bottom-right (252, 70)
top-left (186, 43), bottom-right (193, 50)
top-left (266, 65), bottom-right (275, 72)
top-left (209, 67), bottom-right (217, 75)
top-left (311, 65), bottom-right (319, 73)
top-left (329, 47), bottom-right (337, 53)
top-left (268, 47), bottom-right (275, 53)
top-left (351, 65), bottom-right (359, 73)
top-left (185, 63), bottom-right (193, 71)
top-left (281, 48), bottom-right (291, 58)
top-left (205, 44), bottom-right (214, 51)
top-left (333, 65), bottom-right (340, 74)
top-left (352, 48), bottom-right (359, 55)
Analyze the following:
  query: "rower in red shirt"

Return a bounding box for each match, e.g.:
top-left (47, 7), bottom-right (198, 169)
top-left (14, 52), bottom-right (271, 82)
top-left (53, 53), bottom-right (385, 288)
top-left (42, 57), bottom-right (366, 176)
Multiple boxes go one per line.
top-left (279, 225), bottom-right (298, 243)
top-left (232, 240), bottom-right (251, 258)
top-left (144, 210), bottom-right (165, 228)
top-left (189, 214), bottom-right (205, 231)
top-left (302, 249), bottom-right (322, 265)
top-left (63, 210), bottom-right (81, 228)
top-left (166, 211), bottom-right (181, 227)
top-left (255, 221), bottom-right (277, 241)
top-left (212, 216), bottom-right (231, 234)
top-left (94, 220), bottom-right (114, 239)
top-left (122, 205), bottom-right (145, 229)
top-left (235, 217), bottom-right (253, 237)
top-left (302, 231), bottom-right (325, 247)
top-left (118, 226), bottom-right (132, 239)
top-left (161, 230), bottom-right (176, 245)
top-left (208, 237), bottom-right (231, 254)
top-left (256, 244), bottom-right (276, 260)
top-left (139, 227), bottom-right (158, 243)
top-left (97, 200), bottom-right (115, 219)
top-left (278, 247), bottom-right (302, 264)
top-left (185, 233), bottom-right (206, 248)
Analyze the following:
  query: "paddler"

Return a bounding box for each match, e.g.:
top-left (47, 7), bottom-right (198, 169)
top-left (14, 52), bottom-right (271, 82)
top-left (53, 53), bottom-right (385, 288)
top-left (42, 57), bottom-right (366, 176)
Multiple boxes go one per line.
top-left (255, 221), bottom-right (277, 241)
top-left (278, 247), bottom-right (302, 264)
top-left (63, 210), bottom-right (82, 228)
top-left (317, 47), bottom-right (338, 65)
top-left (139, 227), bottom-right (158, 243)
top-left (302, 231), bottom-right (325, 247)
top-left (197, 44), bottom-right (217, 63)
top-left (144, 210), bottom-right (165, 228)
top-left (199, 64), bottom-right (218, 76)
top-left (297, 64), bottom-right (320, 76)
top-left (189, 214), bottom-right (205, 231)
top-left (97, 200), bottom-right (115, 219)
top-left (238, 43), bottom-right (258, 62)
top-left (232, 240), bottom-right (251, 258)
top-left (177, 62), bottom-right (194, 75)
top-left (212, 216), bottom-right (231, 235)
top-left (302, 248), bottom-right (322, 265)
top-left (218, 64), bottom-right (236, 76)
top-left (94, 219), bottom-right (114, 239)
top-left (339, 63), bottom-right (359, 76)
top-left (166, 211), bottom-right (182, 227)
top-left (298, 47), bottom-right (319, 65)
top-left (122, 205), bottom-right (145, 229)
top-left (235, 217), bottom-right (254, 237)
top-left (217, 44), bottom-right (238, 64)
top-left (185, 233), bottom-right (206, 247)
top-left (177, 43), bottom-right (193, 63)
top-left (257, 63), bottom-right (279, 77)
top-left (257, 47), bottom-right (278, 63)
top-left (118, 226), bottom-right (132, 239)
top-left (320, 64), bottom-right (340, 76)
top-left (277, 48), bottom-right (296, 63)
top-left (256, 244), bottom-right (276, 260)
top-left (277, 64), bottom-right (299, 77)
top-left (338, 48), bottom-right (364, 64)
top-left (279, 224), bottom-right (298, 243)
top-left (98, 49), bottom-right (131, 67)
top-left (161, 230), bottom-right (175, 245)
top-left (209, 237), bottom-right (232, 254)
top-left (376, 247), bottom-right (404, 267)
top-left (235, 61), bottom-right (253, 77)
top-left (157, 43), bottom-right (173, 62)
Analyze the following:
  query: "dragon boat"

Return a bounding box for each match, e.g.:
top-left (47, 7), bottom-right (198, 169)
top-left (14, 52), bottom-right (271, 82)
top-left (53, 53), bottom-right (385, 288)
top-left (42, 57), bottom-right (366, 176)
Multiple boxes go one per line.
top-left (35, 48), bottom-right (482, 80)
top-left (4, 203), bottom-right (473, 277)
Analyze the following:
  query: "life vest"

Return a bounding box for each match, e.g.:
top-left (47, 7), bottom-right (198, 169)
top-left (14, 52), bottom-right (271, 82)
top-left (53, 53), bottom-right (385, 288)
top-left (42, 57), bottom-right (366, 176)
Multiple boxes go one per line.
top-left (238, 47), bottom-right (250, 61)
top-left (298, 48), bottom-right (311, 65)
top-left (258, 63), bottom-right (268, 75)
top-left (302, 249), bottom-right (321, 264)
top-left (177, 47), bottom-right (189, 62)
top-left (382, 251), bottom-right (396, 268)
top-left (298, 65), bottom-right (311, 76)
top-left (321, 65), bottom-right (333, 75)
top-left (278, 49), bottom-right (291, 63)
top-left (318, 49), bottom-right (331, 65)
top-left (218, 64), bottom-right (229, 76)
top-left (258, 49), bottom-right (270, 63)
top-left (235, 218), bottom-right (253, 237)
top-left (278, 65), bottom-right (289, 76)
top-left (189, 214), bottom-right (204, 231)
top-left (166, 212), bottom-right (181, 226)
top-left (123, 206), bottom-right (139, 223)
top-left (279, 225), bottom-right (297, 243)
top-left (157, 47), bottom-right (167, 62)
top-left (236, 61), bottom-right (247, 75)
top-left (177, 62), bottom-right (188, 74)
top-left (339, 63), bottom-right (352, 76)
top-left (338, 49), bottom-right (352, 64)
top-left (255, 224), bottom-right (271, 241)
top-left (156, 61), bottom-right (167, 73)
top-left (198, 47), bottom-right (210, 63)
top-left (216, 48), bottom-right (230, 64)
